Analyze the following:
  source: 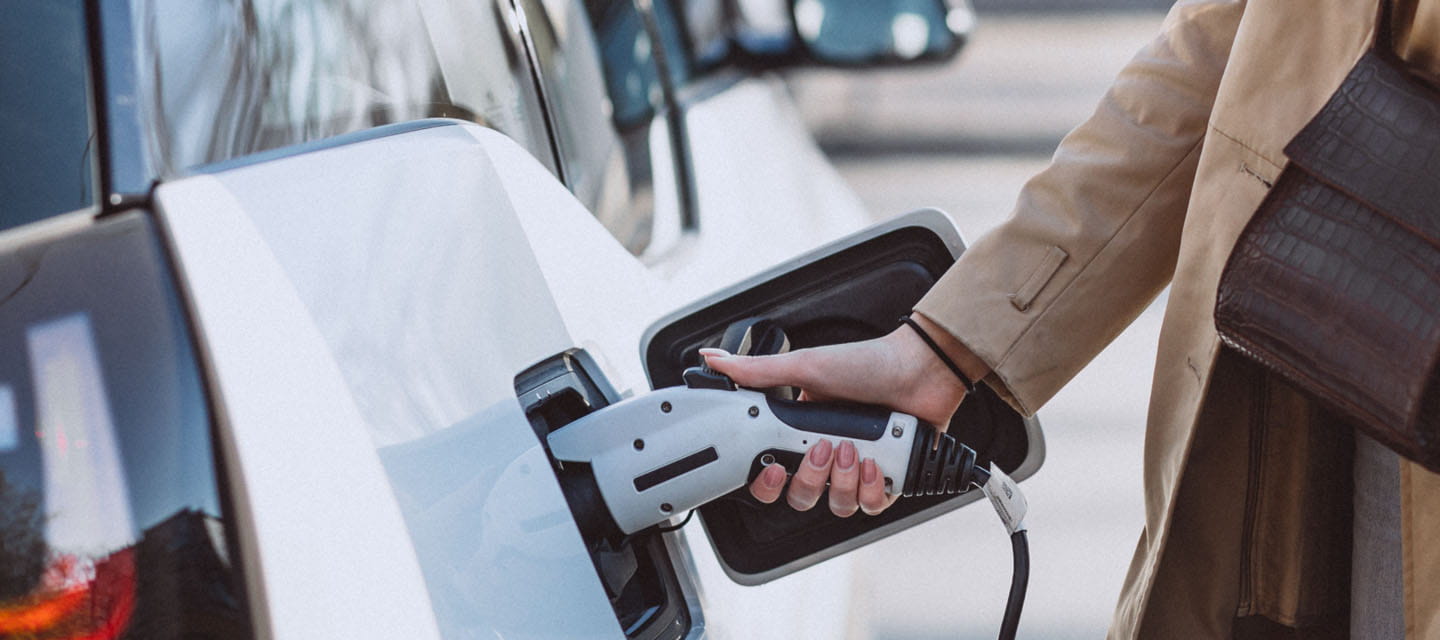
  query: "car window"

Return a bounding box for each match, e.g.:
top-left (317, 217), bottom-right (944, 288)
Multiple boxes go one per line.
top-left (648, 0), bottom-right (695, 86)
top-left (666, 0), bottom-right (730, 76)
top-left (641, 0), bottom-right (732, 87)
top-left (0, 213), bottom-right (253, 639)
top-left (136, 0), bottom-right (555, 176)
top-left (521, 0), bottom-right (683, 255)
top-left (579, 0), bottom-right (663, 130)
top-left (0, 0), bottom-right (97, 231)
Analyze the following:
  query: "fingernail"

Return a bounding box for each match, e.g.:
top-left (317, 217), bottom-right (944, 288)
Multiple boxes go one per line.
top-left (698, 348), bottom-right (731, 359)
top-left (836, 441), bottom-right (856, 470)
top-left (862, 459), bottom-right (878, 484)
top-left (808, 440), bottom-right (833, 467)
top-left (762, 464), bottom-right (786, 488)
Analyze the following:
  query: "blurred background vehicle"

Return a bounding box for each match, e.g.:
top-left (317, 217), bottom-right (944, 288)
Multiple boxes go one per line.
top-left (785, 2), bottom-right (1168, 638)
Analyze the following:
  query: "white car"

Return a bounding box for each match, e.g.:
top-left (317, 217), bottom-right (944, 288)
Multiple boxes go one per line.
top-left (0, 0), bottom-right (1038, 638)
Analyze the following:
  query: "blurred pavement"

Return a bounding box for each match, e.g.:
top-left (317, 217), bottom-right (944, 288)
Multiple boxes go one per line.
top-left (788, 12), bottom-right (1169, 639)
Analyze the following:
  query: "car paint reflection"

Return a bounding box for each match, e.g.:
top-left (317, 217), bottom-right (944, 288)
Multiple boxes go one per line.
top-left (0, 216), bottom-right (250, 639)
top-left (380, 402), bottom-right (619, 638)
top-left (199, 124), bottom-right (624, 637)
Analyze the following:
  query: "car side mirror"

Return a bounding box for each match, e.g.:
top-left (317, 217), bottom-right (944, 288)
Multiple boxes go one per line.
top-left (791, 0), bottom-right (970, 66)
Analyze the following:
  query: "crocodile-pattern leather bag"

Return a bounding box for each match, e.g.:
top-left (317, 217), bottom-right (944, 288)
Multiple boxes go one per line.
top-left (1215, 0), bottom-right (1440, 472)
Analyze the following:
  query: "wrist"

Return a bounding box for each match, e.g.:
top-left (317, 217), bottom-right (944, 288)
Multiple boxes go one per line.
top-left (908, 312), bottom-right (992, 389)
top-left (882, 322), bottom-right (965, 404)
top-left (878, 317), bottom-right (981, 427)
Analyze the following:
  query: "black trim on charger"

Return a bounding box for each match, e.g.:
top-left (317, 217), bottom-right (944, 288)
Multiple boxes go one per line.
top-left (765, 397), bottom-right (891, 441)
top-left (635, 447), bottom-right (720, 492)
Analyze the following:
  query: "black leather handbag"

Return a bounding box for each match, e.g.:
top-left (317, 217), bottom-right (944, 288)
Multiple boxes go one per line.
top-left (1214, 0), bottom-right (1440, 472)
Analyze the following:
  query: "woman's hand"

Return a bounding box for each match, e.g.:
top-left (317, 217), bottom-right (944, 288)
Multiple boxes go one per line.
top-left (746, 439), bottom-right (893, 516)
top-left (701, 313), bottom-right (989, 517)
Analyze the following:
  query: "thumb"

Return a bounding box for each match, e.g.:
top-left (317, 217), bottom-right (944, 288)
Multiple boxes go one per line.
top-left (700, 348), bottom-right (813, 389)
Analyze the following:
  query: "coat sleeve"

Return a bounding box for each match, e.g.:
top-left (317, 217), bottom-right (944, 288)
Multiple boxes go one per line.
top-left (913, 0), bottom-right (1247, 417)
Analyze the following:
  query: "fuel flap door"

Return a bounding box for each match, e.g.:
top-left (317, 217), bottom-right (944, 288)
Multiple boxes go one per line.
top-left (639, 208), bottom-right (1045, 585)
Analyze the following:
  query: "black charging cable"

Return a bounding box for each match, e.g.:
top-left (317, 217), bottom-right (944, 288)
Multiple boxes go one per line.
top-left (900, 426), bottom-right (1029, 640)
top-left (974, 464), bottom-right (1029, 640)
top-left (1000, 529), bottom-right (1029, 640)
top-left (619, 509), bottom-right (697, 549)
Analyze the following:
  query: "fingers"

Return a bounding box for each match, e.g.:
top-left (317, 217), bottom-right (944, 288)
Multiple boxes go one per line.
top-left (749, 442), bottom-right (896, 517)
top-left (828, 441), bottom-right (860, 517)
top-left (748, 463), bottom-right (787, 504)
top-left (701, 341), bottom-right (913, 417)
top-left (701, 327), bottom-right (971, 429)
top-left (858, 458), bottom-right (897, 516)
top-left (701, 348), bottom-right (815, 390)
top-left (786, 439), bottom-right (833, 511)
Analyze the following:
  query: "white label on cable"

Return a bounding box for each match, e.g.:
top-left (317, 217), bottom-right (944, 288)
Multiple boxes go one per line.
top-left (0, 385), bottom-right (15, 452)
top-left (983, 464), bottom-right (1028, 534)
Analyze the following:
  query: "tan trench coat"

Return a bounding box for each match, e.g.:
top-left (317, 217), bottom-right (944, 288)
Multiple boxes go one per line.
top-left (914, 0), bottom-right (1440, 637)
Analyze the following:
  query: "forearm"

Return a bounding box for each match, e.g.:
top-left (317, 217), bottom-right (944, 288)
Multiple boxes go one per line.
top-left (911, 311), bottom-right (991, 387)
top-left (917, 0), bottom-right (1246, 416)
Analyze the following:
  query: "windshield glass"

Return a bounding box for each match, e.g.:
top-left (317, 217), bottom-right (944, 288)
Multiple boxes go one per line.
top-left (0, 214), bottom-right (253, 639)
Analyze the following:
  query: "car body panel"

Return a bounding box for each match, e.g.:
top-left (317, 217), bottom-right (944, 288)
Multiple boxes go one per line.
top-left (156, 122), bottom-right (626, 639)
top-left (482, 124), bottom-right (666, 400)
top-left (156, 175), bottom-right (444, 639)
top-left (648, 75), bottom-right (872, 292)
top-left (477, 110), bottom-right (877, 639)
top-left (482, 69), bottom-right (980, 637)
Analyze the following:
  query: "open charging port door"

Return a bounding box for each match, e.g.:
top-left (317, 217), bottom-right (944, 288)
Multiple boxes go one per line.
top-left (640, 208), bottom-right (1045, 585)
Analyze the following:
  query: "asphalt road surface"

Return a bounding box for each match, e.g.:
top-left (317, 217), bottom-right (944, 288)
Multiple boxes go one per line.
top-left (788, 12), bottom-right (1170, 639)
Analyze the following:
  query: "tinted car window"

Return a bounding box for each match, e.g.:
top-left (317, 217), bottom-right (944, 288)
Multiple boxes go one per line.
top-left (636, 0), bottom-right (732, 88)
top-left (648, 0), bottom-right (695, 86)
top-left (0, 213), bottom-right (252, 639)
top-left (0, 0), bottom-right (97, 231)
top-left (581, 0), bottom-right (662, 130)
top-left (522, 0), bottom-right (686, 255)
top-left (137, 0), bottom-right (554, 176)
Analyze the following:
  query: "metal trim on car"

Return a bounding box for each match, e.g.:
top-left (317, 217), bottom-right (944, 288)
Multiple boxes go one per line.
top-left (186, 119), bottom-right (463, 176)
top-left (89, 0), bottom-right (156, 208)
top-left (502, 0), bottom-right (570, 186)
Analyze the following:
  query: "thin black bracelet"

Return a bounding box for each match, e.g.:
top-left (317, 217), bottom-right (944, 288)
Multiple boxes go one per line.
top-left (900, 315), bottom-right (977, 393)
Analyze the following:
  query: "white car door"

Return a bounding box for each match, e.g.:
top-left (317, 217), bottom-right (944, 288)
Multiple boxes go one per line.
top-left (155, 122), bottom-right (646, 639)
top-left (152, 116), bottom-right (1043, 639)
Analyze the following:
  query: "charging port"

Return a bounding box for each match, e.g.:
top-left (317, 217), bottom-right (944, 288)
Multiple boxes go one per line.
top-left (515, 351), bottom-right (691, 640)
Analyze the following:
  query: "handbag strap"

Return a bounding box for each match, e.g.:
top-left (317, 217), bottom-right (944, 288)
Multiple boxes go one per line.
top-left (1377, 0), bottom-right (1397, 55)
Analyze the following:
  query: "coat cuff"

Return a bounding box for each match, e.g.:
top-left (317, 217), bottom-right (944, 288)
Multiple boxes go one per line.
top-left (915, 285), bottom-right (1038, 417)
